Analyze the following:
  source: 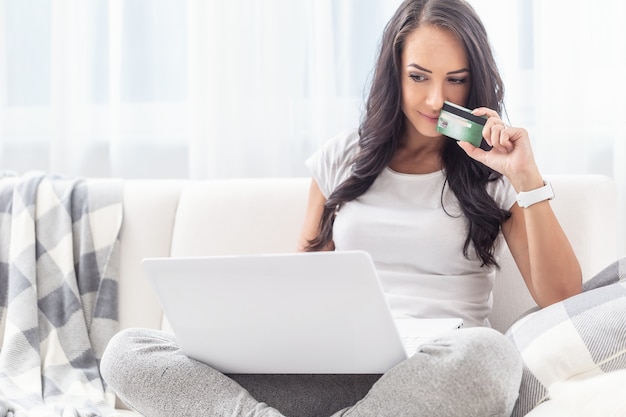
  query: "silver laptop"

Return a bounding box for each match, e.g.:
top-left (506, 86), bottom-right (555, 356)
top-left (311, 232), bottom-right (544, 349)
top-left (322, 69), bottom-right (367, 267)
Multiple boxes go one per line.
top-left (142, 250), bottom-right (463, 374)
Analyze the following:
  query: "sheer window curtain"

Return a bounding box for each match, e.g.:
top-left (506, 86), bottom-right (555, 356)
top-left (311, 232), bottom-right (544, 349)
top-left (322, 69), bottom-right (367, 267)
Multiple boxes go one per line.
top-left (0, 0), bottom-right (624, 254)
top-left (0, 0), bottom-right (399, 179)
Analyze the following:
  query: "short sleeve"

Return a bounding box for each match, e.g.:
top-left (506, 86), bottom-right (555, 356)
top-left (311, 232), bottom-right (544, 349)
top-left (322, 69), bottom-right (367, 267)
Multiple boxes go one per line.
top-left (305, 130), bottom-right (360, 198)
top-left (487, 175), bottom-right (517, 211)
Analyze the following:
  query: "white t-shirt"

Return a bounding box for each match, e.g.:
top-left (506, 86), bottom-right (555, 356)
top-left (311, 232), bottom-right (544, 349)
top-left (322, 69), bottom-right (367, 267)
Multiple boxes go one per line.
top-left (306, 130), bottom-right (517, 327)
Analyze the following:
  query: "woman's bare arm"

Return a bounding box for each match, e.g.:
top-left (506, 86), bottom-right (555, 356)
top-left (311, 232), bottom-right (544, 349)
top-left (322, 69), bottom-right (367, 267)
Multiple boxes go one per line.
top-left (297, 179), bottom-right (334, 252)
top-left (502, 200), bottom-right (582, 307)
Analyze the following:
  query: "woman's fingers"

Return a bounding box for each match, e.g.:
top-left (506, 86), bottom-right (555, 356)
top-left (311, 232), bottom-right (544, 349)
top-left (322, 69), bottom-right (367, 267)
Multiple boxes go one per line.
top-left (490, 124), bottom-right (514, 152)
top-left (472, 107), bottom-right (514, 152)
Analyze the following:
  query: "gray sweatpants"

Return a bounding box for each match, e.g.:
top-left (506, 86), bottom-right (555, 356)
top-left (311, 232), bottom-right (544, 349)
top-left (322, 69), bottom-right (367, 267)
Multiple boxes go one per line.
top-left (100, 326), bottom-right (522, 417)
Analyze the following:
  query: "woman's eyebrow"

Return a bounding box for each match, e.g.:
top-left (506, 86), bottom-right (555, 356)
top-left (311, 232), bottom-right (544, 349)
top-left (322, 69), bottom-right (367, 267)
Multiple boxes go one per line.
top-left (407, 63), bottom-right (432, 73)
top-left (447, 68), bottom-right (470, 75)
top-left (407, 63), bottom-right (470, 75)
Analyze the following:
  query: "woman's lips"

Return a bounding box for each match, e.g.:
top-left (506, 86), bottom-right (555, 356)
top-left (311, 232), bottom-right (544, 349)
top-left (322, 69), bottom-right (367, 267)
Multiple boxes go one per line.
top-left (421, 113), bottom-right (440, 123)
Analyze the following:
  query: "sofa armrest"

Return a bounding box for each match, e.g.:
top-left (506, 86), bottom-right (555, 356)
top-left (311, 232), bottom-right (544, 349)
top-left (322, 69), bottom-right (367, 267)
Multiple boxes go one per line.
top-left (119, 180), bottom-right (187, 331)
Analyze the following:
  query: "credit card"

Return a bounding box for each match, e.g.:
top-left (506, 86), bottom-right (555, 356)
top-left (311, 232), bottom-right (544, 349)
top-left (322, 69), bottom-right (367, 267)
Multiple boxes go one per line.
top-left (437, 101), bottom-right (487, 148)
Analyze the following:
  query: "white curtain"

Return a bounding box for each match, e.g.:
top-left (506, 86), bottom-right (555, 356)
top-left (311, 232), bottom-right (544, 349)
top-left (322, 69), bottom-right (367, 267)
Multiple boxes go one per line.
top-left (0, 0), bottom-right (401, 179)
top-left (0, 0), bottom-right (624, 254)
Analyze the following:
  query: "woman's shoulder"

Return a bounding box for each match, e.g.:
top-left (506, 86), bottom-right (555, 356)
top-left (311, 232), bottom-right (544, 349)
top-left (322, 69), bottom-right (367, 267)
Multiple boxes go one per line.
top-left (305, 129), bottom-right (360, 198)
top-left (318, 129), bottom-right (360, 160)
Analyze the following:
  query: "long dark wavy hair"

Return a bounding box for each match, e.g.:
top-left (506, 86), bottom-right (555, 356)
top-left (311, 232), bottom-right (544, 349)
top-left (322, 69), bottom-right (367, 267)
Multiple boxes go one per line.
top-left (306, 0), bottom-right (511, 267)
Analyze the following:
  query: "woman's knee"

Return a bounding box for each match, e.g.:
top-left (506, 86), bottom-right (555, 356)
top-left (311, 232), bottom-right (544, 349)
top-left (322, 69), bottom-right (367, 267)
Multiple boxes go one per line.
top-left (100, 328), bottom-right (175, 389)
top-left (345, 328), bottom-right (522, 417)
top-left (459, 327), bottom-right (522, 381)
top-left (100, 328), bottom-right (138, 387)
top-left (447, 327), bottom-right (523, 415)
top-left (461, 327), bottom-right (522, 366)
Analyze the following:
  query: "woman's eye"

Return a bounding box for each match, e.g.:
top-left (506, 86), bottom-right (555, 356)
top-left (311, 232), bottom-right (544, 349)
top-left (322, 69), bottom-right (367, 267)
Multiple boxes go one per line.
top-left (449, 77), bottom-right (468, 85)
top-left (409, 74), bottom-right (426, 83)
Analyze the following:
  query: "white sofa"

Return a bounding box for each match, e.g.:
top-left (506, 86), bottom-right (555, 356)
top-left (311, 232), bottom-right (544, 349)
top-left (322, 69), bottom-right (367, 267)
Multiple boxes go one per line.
top-left (114, 174), bottom-right (618, 416)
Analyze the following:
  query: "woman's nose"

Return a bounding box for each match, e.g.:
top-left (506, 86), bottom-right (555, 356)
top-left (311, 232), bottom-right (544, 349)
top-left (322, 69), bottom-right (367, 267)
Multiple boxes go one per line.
top-left (425, 85), bottom-right (445, 110)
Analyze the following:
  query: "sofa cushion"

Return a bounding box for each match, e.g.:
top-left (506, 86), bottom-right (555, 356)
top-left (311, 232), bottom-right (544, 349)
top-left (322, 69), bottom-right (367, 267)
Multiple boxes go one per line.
top-left (506, 259), bottom-right (626, 416)
top-left (525, 369), bottom-right (626, 417)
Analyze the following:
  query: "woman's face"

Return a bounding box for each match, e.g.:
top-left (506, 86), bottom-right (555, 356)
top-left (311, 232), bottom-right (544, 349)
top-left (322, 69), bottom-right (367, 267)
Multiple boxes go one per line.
top-left (400, 24), bottom-right (471, 140)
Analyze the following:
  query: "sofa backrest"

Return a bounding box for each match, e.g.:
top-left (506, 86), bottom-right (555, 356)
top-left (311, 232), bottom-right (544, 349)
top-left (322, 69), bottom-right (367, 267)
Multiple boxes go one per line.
top-left (491, 175), bottom-right (618, 330)
top-left (170, 178), bottom-right (309, 256)
top-left (118, 175), bottom-right (618, 334)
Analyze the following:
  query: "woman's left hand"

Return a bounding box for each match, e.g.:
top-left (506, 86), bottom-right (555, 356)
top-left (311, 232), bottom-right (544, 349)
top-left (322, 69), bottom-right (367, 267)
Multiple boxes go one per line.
top-left (456, 107), bottom-right (540, 187)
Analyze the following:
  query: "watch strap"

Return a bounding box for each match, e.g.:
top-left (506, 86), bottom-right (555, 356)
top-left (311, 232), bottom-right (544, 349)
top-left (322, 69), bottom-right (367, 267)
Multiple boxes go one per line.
top-left (516, 181), bottom-right (554, 208)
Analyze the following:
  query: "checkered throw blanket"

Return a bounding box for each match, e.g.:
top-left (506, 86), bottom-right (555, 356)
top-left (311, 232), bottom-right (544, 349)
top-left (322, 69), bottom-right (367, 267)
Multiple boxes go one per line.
top-left (0, 172), bottom-right (123, 417)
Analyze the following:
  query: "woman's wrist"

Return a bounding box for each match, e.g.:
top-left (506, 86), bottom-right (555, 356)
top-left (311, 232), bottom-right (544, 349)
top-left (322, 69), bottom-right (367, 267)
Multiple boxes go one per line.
top-left (516, 181), bottom-right (554, 208)
top-left (507, 168), bottom-right (544, 193)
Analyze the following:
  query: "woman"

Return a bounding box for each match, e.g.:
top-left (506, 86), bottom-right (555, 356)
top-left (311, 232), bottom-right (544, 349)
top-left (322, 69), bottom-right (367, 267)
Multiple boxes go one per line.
top-left (299, 0), bottom-right (581, 322)
top-left (101, 0), bottom-right (593, 416)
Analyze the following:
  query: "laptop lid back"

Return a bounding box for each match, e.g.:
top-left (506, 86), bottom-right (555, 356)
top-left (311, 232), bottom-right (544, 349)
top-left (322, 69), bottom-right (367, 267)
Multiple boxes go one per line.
top-left (143, 250), bottom-right (407, 374)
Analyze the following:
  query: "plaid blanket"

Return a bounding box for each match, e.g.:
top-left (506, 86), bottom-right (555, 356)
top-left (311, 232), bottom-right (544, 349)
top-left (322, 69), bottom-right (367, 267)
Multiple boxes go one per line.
top-left (0, 172), bottom-right (123, 417)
